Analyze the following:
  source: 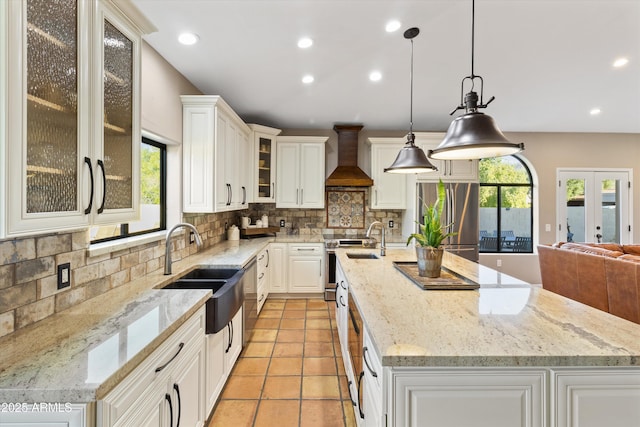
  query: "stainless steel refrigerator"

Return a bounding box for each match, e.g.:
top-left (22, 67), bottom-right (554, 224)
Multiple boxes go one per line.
top-left (416, 182), bottom-right (479, 262)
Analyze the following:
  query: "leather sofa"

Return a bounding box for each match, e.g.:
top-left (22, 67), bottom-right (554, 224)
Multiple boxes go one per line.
top-left (537, 242), bottom-right (640, 324)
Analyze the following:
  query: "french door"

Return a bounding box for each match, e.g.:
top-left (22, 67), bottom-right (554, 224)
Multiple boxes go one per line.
top-left (556, 169), bottom-right (632, 244)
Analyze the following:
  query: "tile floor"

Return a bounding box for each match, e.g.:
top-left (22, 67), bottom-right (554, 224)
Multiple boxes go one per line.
top-left (207, 298), bottom-right (357, 427)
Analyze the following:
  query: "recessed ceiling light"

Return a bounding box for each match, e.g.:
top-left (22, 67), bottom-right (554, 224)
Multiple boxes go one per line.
top-left (590, 108), bottom-right (601, 115)
top-left (298, 37), bottom-right (313, 49)
top-left (369, 71), bottom-right (382, 82)
top-left (178, 32), bottom-right (199, 45)
top-left (613, 57), bottom-right (629, 68)
top-left (302, 75), bottom-right (314, 84)
top-left (385, 20), bottom-right (401, 32)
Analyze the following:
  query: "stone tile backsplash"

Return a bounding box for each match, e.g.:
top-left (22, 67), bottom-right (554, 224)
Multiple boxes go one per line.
top-left (0, 191), bottom-right (401, 338)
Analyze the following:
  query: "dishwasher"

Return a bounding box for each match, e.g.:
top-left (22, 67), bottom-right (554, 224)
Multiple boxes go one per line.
top-left (242, 256), bottom-right (257, 347)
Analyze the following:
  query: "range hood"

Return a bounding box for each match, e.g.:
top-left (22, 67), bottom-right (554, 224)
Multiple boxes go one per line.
top-left (325, 124), bottom-right (374, 187)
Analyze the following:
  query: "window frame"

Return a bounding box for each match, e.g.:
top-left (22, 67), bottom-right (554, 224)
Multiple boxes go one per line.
top-left (479, 155), bottom-right (534, 254)
top-left (90, 136), bottom-right (167, 244)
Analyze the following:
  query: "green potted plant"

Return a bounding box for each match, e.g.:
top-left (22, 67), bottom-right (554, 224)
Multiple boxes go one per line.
top-left (407, 179), bottom-right (457, 277)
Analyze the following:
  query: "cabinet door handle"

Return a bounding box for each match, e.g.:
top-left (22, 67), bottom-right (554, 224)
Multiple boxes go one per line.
top-left (271, 183), bottom-right (274, 198)
top-left (230, 320), bottom-right (234, 349)
top-left (363, 346), bottom-right (378, 378)
top-left (301, 188), bottom-right (304, 205)
top-left (297, 248), bottom-right (315, 252)
top-left (258, 293), bottom-right (265, 302)
top-left (375, 189), bottom-right (378, 205)
top-left (296, 188), bottom-right (299, 205)
top-left (155, 342), bottom-right (184, 373)
top-left (84, 157), bottom-right (94, 214)
top-left (265, 250), bottom-right (269, 267)
top-left (259, 253), bottom-right (265, 261)
top-left (319, 260), bottom-right (322, 277)
top-left (173, 383), bottom-right (181, 427)
top-left (335, 295), bottom-right (340, 308)
top-left (357, 371), bottom-right (364, 419)
top-left (242, 186), bottom-right (246, 205)
top-left (347, 380), bottom-right (356, 406)
top-left (258, 272), bottom-right (265, 280)
top-left (165, 394), bottom-right (174, 427)
top-left (96, 159), bottom-right (106, 214)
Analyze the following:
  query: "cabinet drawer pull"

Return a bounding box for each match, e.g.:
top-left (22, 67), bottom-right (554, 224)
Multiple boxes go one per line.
top-left (259, 293), bottom-right (265, 302)
top-left (259, 253), bottom-right (265, 261)
top-left (259, 272), bottom-right (265, 280)
top-left (357, 371), bottom-right (364, 419)
top-left (155, 342), bottom-right (184, 373)
top-left (363, 346), bottom-right (378, 378)
top-left (297, 248), bottom-right (315, 251)
top-left (339, 295), bottom-right (346, 307)
top-left (339, 280), bottom-right (347, 290)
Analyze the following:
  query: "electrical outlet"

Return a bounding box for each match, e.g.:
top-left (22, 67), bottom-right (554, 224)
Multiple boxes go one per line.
top-left (280, 219), bottom-right (285, 227)
top-left (496, 259), bottom-right (502, 267)
top-left (545, 223), bottom-right (551, 232)
top-left (388, 220), bottom-right (394, 229)
top-left (57, 263), bottom-right (70, 290)
top-left (189, 232), bottom-right (195, 244)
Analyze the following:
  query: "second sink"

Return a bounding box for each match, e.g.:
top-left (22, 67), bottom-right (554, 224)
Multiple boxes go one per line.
top-left (346, 253), bottom-right (379, 259)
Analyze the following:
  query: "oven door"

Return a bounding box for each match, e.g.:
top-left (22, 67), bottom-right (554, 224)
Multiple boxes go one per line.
top-left (324, 250), bottom-right (336, 301)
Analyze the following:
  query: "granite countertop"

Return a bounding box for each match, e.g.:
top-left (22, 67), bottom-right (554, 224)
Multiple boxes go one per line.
top-left (0, 238), bottom-right (274, 403)
top-left (337, 247), bottom-right (640, 368)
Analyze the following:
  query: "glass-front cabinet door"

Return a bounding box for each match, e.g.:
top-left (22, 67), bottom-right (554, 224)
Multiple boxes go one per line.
top-left (92, 1), bottom-right (140, 224)
top-left (249, 124), bottom-right (281, 203)
top-left (4, 0), bottom-right (91, 236)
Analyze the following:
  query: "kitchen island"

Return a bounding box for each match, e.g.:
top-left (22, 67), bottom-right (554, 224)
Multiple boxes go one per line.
top-left (336, 247), bottom-right (640, 427)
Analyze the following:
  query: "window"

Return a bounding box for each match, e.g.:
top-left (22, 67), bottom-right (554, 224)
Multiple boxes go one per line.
top-left (90, 137), bottom-right (166, 243)
top-left (479, 156), bottom-right (533, 253)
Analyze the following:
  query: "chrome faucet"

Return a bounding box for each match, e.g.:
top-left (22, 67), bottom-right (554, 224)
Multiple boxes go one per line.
top-left (164, 223), bottom-right (203, 275)
top-left (366, 221), bottom-right (386, 256)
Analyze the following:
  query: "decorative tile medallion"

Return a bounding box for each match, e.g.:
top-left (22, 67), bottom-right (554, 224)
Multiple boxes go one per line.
top-left (326, 190), bottom-right (365, 229)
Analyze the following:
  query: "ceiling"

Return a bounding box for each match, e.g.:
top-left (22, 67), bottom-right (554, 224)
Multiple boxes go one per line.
top-left (131, 0), bottom-right (640, 134)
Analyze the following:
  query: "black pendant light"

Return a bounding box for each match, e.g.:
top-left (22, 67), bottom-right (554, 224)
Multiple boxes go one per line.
top-left (385, 27), bottom-right (437, 174)
top-left (429, 0), bottom-right (524, 160)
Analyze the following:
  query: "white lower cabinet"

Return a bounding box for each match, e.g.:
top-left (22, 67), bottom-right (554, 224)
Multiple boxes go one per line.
top-left (391, 368), bottom-right (546, 427)
top-left (257, 247), bottom-right (270, 313)
top-left (288, 243), bottom-right (324, 293)
top-left (205, 307), bottom-right (243, 415)
top-left (99, 307), bottom-right (206, 427)
top-left (268, 243), bottom-right (288, 293)
top-left (335, 262), bottom-right (349, 360)
top-left (362, 328), bottom-right (383, 427)
top-left (552, 368), bottom-right (640, 427)
top-left (0, 404), bottom-right (89, 427)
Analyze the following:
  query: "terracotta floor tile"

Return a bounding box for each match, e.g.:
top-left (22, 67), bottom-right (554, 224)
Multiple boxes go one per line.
top-left (259, 309), bottom-right (283, 319)
top-left (336, 357), bottom-right (346, 375)
top-left (221, 375), bottom-right (265, 399)
top-left (250, 328), bottom-right (279, 342)
top-left (307, 299), bottom-right (329, 310)
top-left (262, 376), bottom-right (302, 399)
top-left (208, 399), bottom-right (258, 427)
top-left (243, 341), bottom-right (275, 357)
top-left (285, 300), bottom-right (307, 309)
top-left (273, 342), bottom-right (304, 357)
top-left (338, 374), bottom-right (350, 400)
top-left (232, 357), bottom-right (270, 376)
top-left (268, 357), bottom-right (303, 376)
top-left (305, 329), bottom-right (333, 342)
top-left (263, 300), bottom-right (286, 310)
top-left (303, 357), bottom-right (337, 376)
top-left (300, 400), bottom-right (345, 427)
top-left (280, 318), bottom-right (305, 329)
top-left (255, 318), bottom-right (281, 329)
top-left (302, 376), bottom-right (341, 399)
top-left (283, 309), bottom-right (306, 319)
top-left (254, 400), bottom-right (300, 427)
top-left (277, 329), bottom-right (306, 343)
top-left (305, 342), bottom-right (335, 357)
top-left (306, 318), bottom-right (332, 330)
top-left (306, 310), bottom-right (329, 318)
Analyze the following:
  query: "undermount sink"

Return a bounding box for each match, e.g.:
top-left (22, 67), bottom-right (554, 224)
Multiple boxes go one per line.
top-left (163, 268), bottom-right (245, 334)
top-left (346, 253), bottom-right (379, 259)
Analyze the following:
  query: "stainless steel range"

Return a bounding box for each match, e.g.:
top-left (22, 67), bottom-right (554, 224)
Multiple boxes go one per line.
top-left (323, 234), bottom-right (376, 301)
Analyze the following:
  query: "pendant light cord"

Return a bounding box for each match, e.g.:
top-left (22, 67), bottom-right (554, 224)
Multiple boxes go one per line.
top-left (471, 0), bottom-right (475, 78)
top-left (409, 37), bottom-right (414, 139)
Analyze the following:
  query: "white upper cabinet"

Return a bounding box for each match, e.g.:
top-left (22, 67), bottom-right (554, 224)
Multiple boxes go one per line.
top-left (275, 136), bottom-right (327, 209)
top-left (367, 138), bottom-right (408, 210)
top-left (1, 0), bottom-right (153, 237)
top-left (414, 132), bottom-right (479, 182)
top-left (249, 124), bottom-right (281, 203)
top-left (181, 95), bottom-right (251, 212)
